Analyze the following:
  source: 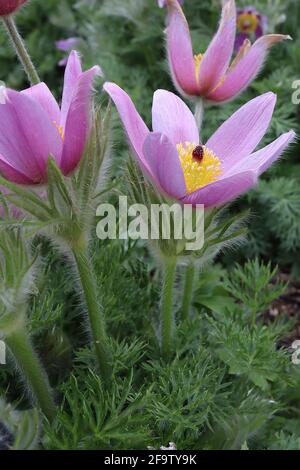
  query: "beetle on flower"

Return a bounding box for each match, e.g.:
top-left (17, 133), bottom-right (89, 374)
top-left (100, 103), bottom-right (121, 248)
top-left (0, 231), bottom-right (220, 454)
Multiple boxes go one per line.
top-left (0, 50), bottom-right (101, 184)
top-left (104, 82), bottom-right (295, 208)
top-left (164, 0), bottom-right (291, 103)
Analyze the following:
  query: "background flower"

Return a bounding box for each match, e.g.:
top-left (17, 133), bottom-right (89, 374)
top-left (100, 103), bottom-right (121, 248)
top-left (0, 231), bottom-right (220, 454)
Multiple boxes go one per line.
top-left (165, 0), bottom-right (290, 103)
top-left (235, 5), bottom-right (268, 51)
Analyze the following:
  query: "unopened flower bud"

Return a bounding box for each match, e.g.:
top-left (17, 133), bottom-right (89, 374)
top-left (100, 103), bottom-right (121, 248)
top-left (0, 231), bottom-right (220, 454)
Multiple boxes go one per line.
top-left (0, 0), bottom-right (27, 17)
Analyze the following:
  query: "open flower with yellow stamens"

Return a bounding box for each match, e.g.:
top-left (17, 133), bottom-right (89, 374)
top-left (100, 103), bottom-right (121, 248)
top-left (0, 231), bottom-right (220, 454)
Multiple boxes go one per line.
top-left (165, 0), bottom-right (290, 103)
top-left (0, 50), bottom-right (101, 184)
top-left (104, 82), bottom-right (295, 208)
top-left (235, 6), bottom-right (268, 52)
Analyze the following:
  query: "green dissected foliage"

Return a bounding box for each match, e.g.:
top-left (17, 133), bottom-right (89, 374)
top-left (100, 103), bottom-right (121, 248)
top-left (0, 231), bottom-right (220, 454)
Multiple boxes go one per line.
top-left (2, 239), bottom-right (299, 450)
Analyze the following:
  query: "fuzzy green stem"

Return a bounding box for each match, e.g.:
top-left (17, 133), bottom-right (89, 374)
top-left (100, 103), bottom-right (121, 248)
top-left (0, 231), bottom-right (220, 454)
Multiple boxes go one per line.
top-left (6, 328), bottom-right (55, 421)
top-left (181, 263), bottom-right (196, 321)
top-left (194, 99), bottom-right (204, 131)
top-left (2, 16), bottom-right (40, 85)
top-left (161, 257), bottom-right (177, 359)
top-left (73, 244), bottom-right (112, 382)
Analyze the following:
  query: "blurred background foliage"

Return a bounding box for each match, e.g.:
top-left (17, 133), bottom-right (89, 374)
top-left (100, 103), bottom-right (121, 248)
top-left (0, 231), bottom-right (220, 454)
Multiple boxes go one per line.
top-left (0, 0), bottom-right (300, 450)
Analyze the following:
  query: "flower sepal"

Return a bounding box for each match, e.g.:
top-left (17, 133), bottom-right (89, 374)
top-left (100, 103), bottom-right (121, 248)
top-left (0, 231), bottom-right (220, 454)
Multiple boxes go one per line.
top-left (184, 206), bottom-right (249, 263)
top-left (126, 160), bottom-right (248, 263)
top-left (126, 159), bottom-right (183, 259)
top-left (0, 228), bottom-right (37, 337)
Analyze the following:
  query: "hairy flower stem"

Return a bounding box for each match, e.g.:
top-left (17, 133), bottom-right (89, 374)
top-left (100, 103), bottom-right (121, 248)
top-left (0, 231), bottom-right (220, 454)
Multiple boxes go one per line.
top-left (194, 99), bottom-right (204, 131)
top-left (2, 16), bottom-right (40, 85)
top-left (181, 263), bottom-right (196, 321)
top-left (161, 257), bottom-right (177, 360)
top-left (72, 244), bottom-right (112, 383)
top-left (6, 327), bottom-right (55, 422)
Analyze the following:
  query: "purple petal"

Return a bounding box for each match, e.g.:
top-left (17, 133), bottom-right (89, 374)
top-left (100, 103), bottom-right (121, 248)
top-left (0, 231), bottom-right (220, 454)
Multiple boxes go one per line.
top-left (103, 82), bottom-right (152, 177)
top-left (60, 66), bottom-right (101, 176)
top-left (56, 38), bottom-right (80, 52)
top-left (255, 25), bottom-right (264, 39)
top-left (60, 51), bottom-right (83, 129)
top-left (165, 0), bottom-right (199, 96)
top-left (152, 90), bottom-right (199, 146)
top-left (181, 171), bottom-right (256, 207)
top-left (259, 14), bottom-right (268, 35)
top-left (234, 32), bottom-right (249, 52)
top-left (143, 132), bottom-right (186, 198)
top-left (21, 82), bottom-right (60, 124)
top-left (198, 0), bottom-right (236, 95)
top-left (228, 131), bottom-right (296, 176)
top-left (206, 92), bottom-right (276, 173)
top-left (207, 35), bottom-right (290, 103)
top-left (58, 57), bottom-right (69, 67)
top-left (0, 155), bottom-right (35, 185)
top-left (0, 90), bottom-right (63, 183)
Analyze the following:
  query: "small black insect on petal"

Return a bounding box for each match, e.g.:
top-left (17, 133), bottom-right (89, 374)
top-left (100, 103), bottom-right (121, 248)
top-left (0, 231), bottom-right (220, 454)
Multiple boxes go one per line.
top-left (192, 145), bottom-right (204, 162)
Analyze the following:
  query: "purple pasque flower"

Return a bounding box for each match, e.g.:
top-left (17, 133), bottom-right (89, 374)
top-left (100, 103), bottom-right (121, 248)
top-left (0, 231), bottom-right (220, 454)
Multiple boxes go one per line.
top-left (104, 82), bottom-right (295, 208)
top-left (165, 0), bottom-right (290, 103)
top-left (56, 38), bottom-right (81, 66)
top-left (235, 5), bottom-right (268, 52)
top-left (0, 51), bottom-right (102, 185)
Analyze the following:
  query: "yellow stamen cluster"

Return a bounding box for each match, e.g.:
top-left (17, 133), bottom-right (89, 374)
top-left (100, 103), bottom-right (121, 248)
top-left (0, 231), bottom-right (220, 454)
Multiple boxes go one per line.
top-left (53, 121), bottom-right (65, 141)
top-left (177, 142), bottom-right (222, 194)
top-left (194, 53), bottom-right (203, 82)
top-left (237, 12), bottom-right (258, 34)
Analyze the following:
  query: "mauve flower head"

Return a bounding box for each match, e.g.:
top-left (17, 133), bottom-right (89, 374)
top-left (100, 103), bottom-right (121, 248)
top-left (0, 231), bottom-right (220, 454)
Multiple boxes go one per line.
top-left (235, 5), bottom-right (268, 52)
top-left (56, 38), bottom-right (81, 67)
top-left (0, 0), bottom-right (27, 16)
top-left (104, 82), bottom-right (295, 208)
top-left (165, 0), bottom-right (291, 103)
top-left (0, 50), bottom-right (102, 185)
